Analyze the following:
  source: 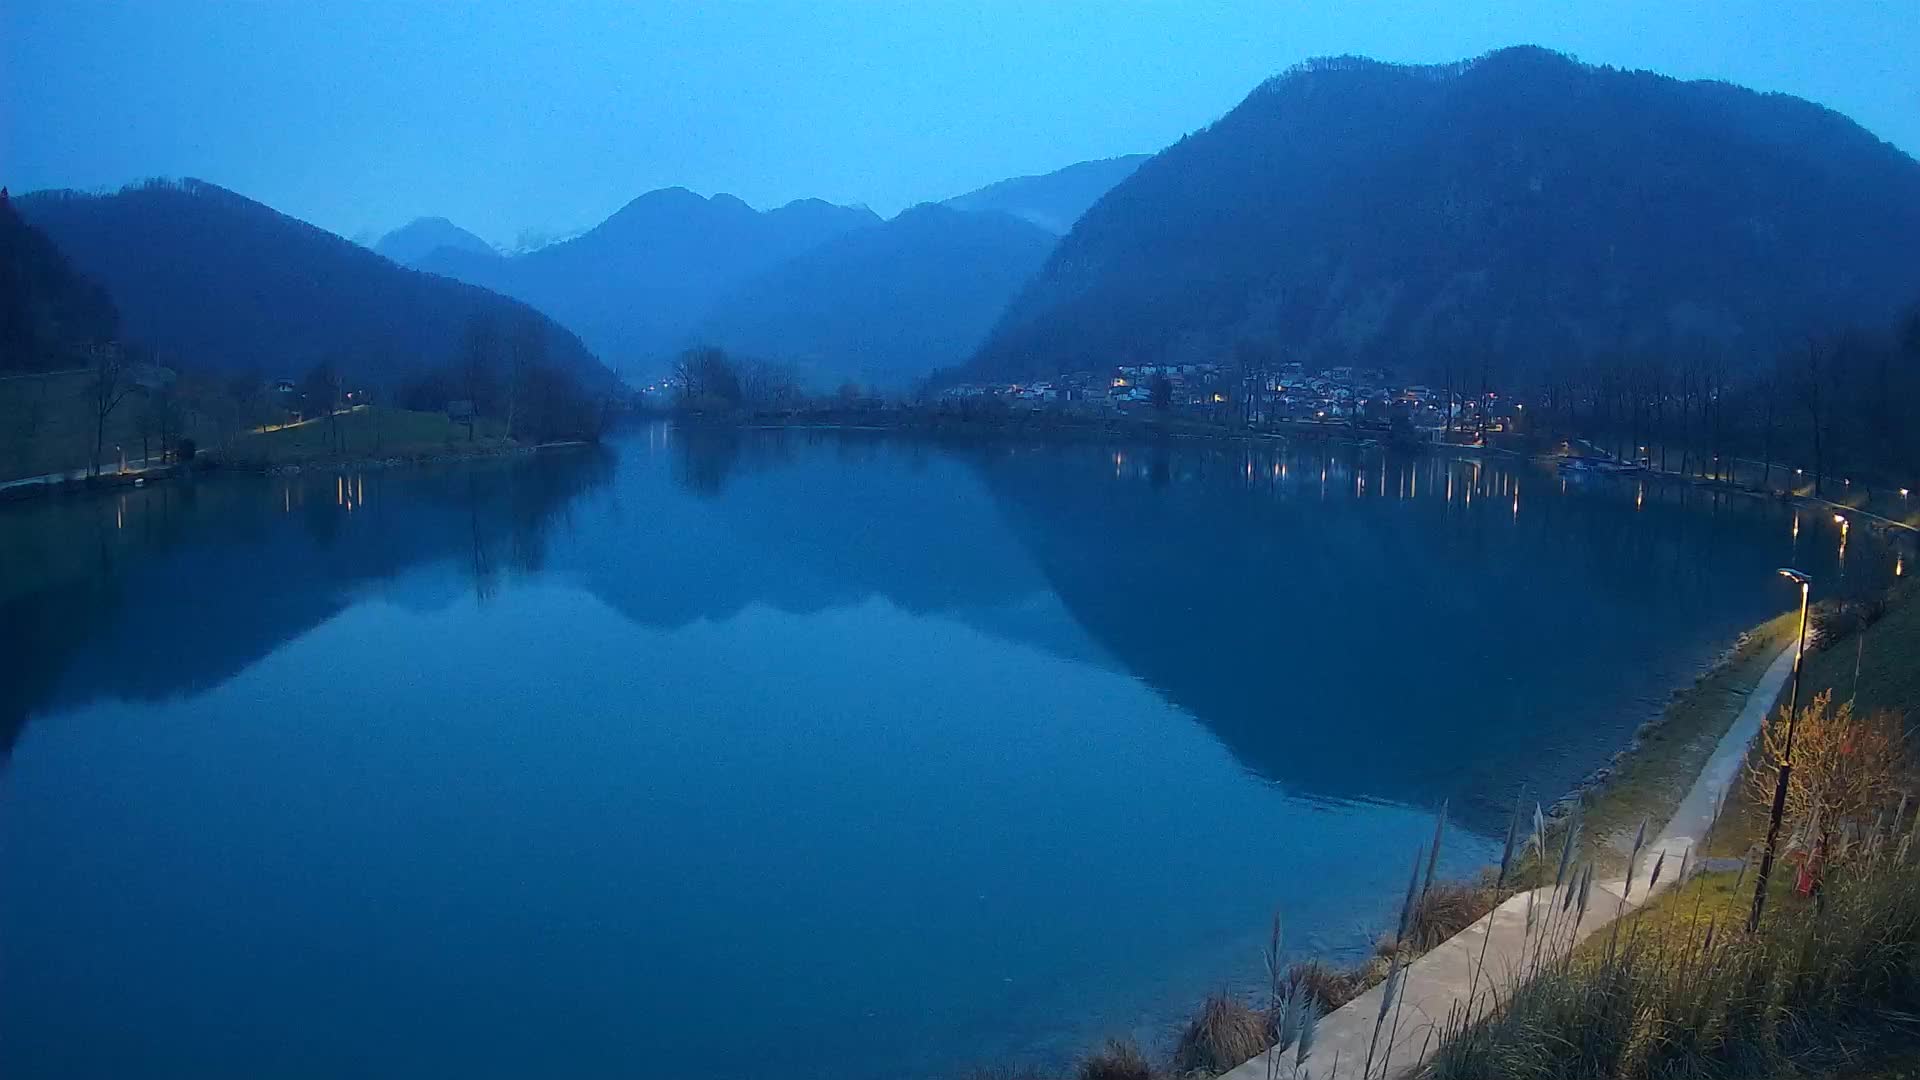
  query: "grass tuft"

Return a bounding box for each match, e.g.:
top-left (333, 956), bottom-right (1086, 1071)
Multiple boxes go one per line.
top-left (1407, 878), bottom-right (1502, 951)
top-left (1284, 958), bottom-right (1375, 1012)
top-left (1076, 1039), bottom-right (1155, 1080)
top-left (1170, 995), bottom-right (1269, 1075)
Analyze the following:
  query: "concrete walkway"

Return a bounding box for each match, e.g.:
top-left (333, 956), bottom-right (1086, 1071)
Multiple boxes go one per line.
top-left (0, 455), bottom-right (170, 492)
top-left (1222, 643), bottom-right (1797, 1080)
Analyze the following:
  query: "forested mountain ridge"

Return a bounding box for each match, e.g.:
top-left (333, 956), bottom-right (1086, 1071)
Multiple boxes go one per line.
top-left (413, 187), bottom-right (880, 368)
top-left (0, 189), bottom-right (119, 372)
top-left (692, 204), bottom-right (1056, 390)
top-left (966, 47), bottom-right (1920, 383)
top-left (15, 180), bottom-right (602, 384)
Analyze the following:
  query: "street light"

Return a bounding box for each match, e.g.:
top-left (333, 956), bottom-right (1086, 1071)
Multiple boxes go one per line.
top-left (1750, 567), bottom-right (1813, 932)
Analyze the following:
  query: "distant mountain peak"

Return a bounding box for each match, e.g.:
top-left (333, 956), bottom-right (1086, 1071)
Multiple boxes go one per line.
top-left (413, 185), bottom-right (880, 366)
top-left (694, 201), bottom-right (1056, 390)
top-left (967, 52), bottom-right (1920, 383)
top-left (944, 154), bottom-right (1150, 234)
top-left (374, 216), bottom-right (497, 267)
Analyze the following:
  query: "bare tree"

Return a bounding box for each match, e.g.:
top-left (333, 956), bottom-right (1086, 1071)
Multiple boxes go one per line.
top-left (673, 346), bottom-right (741, 409)
top-left (302, 360), bottom-right (346, 452)
top-left (85, 343), bottom-right (136, 477)
top-left (1793, 338), bottom-right (1833, 496)
top-left (503, 318), bottom-right (546, 441)
top-left (459, 315), bottom-right (501, 441)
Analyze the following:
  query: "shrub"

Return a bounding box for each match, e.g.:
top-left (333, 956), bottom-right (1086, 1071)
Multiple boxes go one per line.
top-left (1171, 995), bottom-right (1268, 1074)
top-left (1811, 595), bottom-right (1888, 650)
top-left (1407, 879), bottom-right (1501, 951)
top-left (1743, 689), bottom-right (1910, 845)
top-left (1076, 1039), bottom-right (1155, 1080)
top-left (1284, 959), bottom-right (1374, 1012)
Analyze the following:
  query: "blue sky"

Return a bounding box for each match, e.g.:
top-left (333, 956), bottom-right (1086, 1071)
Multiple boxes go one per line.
top-left (5, 1), bottom-right (1916, 248)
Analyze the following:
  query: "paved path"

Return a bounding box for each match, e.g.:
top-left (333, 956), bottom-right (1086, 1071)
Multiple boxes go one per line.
top-left (0, 455), bottom-right (171, 492)
top-left (1222, 643), bottom-right (1797, 1080)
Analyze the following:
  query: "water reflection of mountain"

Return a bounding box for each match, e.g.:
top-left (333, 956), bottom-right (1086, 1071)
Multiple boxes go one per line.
top-left (628, 427), bottom-right (1843, 827)
top-left (564, 426), bottom-right (1064, 634)
top-left (5, 425), bottom-right (1873, 827)
top-left (0, 448), bottom-right (615, 759)
top-left (970, 441), bottom-right (1869, 830)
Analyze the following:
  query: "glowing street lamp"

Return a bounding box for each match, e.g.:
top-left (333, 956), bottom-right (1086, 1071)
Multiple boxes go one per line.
top-left (1750, 567), bottom-right (1813, 932)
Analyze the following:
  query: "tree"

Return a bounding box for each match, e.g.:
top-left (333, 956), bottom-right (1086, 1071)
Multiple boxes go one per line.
top-left (1792, 338), bottom-right (1834, 496)
top-left (738, 359), bottom-right (800, 410)
top-left (136, 381), bottom-right (182, 466)
top-left (502, 317), bottom-right (547, 441)
top-left (302, 360), bottom-right (345, 452)
top-left (1745, 690), bottom-right (1908, 853)
top-left (84, 342), bottom-right (136, 477)
top-left (1150, 373), bottom-right (1173, 412)
top-left (459, 315), bottom-right (501, 440)
top-left (673, 346), bottom-right (743, 410)
top-left (1757, 364), bottom-right (1782, 492)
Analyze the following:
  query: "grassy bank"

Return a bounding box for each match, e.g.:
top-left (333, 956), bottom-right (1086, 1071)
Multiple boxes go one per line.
top-left (1418, 579), bottom-right (1920, 1080)
top-left (997, 585), bottom-right (1918, 1080)
top-left (1427, 850), bottom-right (1920, 1080)
top-left (1572, 613), bottom-right (1799, 873)
top-left (0, 368), bottom-right (219, 481)
top-left (1705, 577), bottom-right (1920, 862)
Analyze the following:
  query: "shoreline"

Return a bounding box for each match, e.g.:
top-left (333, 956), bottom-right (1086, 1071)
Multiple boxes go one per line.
top-left (0, 439), bottom-right (595, 505)
top-left (1551, 610), bottom-right (1799, 867)
top-left (241, 437), bottom-right (593, 477)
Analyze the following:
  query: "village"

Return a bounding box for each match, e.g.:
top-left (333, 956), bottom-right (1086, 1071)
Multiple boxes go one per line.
top-left (937, 360), bottom-right (1521, 438)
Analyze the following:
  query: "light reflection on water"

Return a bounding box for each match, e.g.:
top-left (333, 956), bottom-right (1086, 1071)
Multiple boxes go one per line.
top-left (0, 426), bottom-right (1902, 1080)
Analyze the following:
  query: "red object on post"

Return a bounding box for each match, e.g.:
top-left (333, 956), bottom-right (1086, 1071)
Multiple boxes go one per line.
top-left (1796, 837), bottom-right (1826, 896)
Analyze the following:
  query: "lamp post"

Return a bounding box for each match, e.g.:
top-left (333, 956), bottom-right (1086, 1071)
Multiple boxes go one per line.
top-left (1749, 567), bottom-right (1812, 932)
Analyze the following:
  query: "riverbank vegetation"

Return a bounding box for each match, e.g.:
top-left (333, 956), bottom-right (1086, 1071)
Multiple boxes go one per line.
top-left (1418, 579), bottom-right (1920, 1080)
top-left (1425, 848), bottom-right (1920, 1080)
top-left (984, 578), bottom-right (1920, 1080)
top-left (1, 318), bottom-right (620, 487)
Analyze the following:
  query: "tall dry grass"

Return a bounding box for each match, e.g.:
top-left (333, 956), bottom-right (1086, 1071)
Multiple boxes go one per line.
top-left (1424, 807), bottom-right (1920, 1079)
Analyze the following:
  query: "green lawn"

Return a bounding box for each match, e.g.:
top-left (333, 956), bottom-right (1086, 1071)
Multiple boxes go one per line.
top-left (0, 369), bottom-right (216, 481)
top-left (215, 406), bottom-right (510, 468)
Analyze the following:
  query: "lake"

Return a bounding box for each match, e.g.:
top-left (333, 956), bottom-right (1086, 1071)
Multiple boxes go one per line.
top-left (0, 425), bottom-right (1892, 1079)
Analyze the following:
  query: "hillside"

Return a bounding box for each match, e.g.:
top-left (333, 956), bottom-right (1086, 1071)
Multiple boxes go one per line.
top-left (943, 155), bottom-right (1149, 233)
top-left (966, 48), bottom-right (1920, 383)
top-left (374, 216), bottom-right (497, 266)
top-left (0, 189), bottom-right (118, 373)
top-left (692, 205), bottom-right (1056, 389)
top-left (15, 180), bottom-right (602, 384)
top-left (415, 188), bottom-right (879, 369)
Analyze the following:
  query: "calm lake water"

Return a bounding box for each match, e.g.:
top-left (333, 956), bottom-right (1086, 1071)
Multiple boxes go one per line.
top-left (0, 425), bottom-right (1894, 1079)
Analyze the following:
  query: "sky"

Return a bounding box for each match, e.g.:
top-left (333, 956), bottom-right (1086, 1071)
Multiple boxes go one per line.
top-left (6, 1), bottom-right (1917, 250)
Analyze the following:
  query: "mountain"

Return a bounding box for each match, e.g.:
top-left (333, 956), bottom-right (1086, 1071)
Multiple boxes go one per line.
top-left (944, 154), bottom-right (1149, 233)
top-left (374, 216), bottom-right (497, 266)
top-left (1, 189), bottom-right (118, 372)
top-left (692, 204), bottom-right (1056, 389)
top-left (966, 48), bottom-right (1920, 384)
top-left (414, 188), bottom-right (879, 369)
top-left (15, 180), bottom-right (601, 383)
